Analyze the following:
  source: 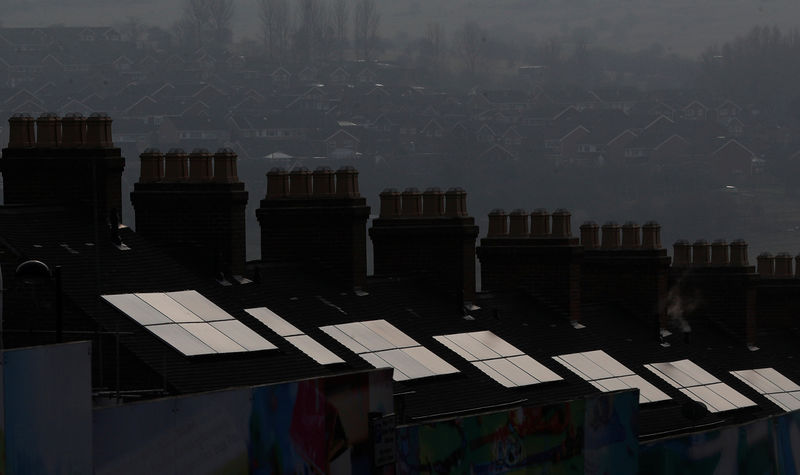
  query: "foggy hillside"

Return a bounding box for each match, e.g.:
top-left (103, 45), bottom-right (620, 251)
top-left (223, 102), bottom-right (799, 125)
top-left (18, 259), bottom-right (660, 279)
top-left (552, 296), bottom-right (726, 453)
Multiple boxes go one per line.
top-left (7, 0), bottom-right (800, 56)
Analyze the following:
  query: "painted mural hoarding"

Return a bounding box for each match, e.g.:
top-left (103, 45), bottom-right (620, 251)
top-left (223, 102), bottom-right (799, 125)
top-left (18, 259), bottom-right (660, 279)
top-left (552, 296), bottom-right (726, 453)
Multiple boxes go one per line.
top-left (94, 368), bottom-right (394, 475)
top-left (396, 389), bottom-right (639, 474)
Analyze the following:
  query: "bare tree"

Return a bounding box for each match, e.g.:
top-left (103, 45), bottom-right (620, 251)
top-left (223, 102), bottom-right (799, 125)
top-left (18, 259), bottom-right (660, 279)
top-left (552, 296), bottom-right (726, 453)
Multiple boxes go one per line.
top-left (353, 0), bottom-right (380, 60)
top-left (181, 0), bottom-right (234, 48)
top-left (332, 0), bottom-right (349, 59)
top-left (257, 0), bottom-right (291, 61)
top-left (295, 0), bottom-right (330, 62)
top-left (425, 22), bottom-right (446, 79)
top-left (455, 20), bottom-right (485, 77)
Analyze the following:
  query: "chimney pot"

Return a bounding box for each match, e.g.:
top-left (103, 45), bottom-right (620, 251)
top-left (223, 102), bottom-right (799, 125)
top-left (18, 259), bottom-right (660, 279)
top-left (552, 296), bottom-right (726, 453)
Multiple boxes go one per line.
top-left (551, 209), bottom-right (572, 237)
top-left (757, 252), bottom-right (775, 277)
top-left (60, 113), bottom-right (86, 147)
top-left (487, 209), bottom-right (508, 237)
top-left (422, 187), bottom-right (445, 216)
top-left (267, 167), bottom-right (289, 198)
top-left (188, 148), bottom-right (213, 181)
top-left (730, 239), bottom-right (749, 266)
top-left (85, 112), bottom-right (113, 148)
top-left (8, 113), bottom-right (35, 148)
top-left (601, 222), bottom-right (621, 249)
top-left (621, 221), bottom-right (641, 249)
top-left (213, 148), bottom-right (238, 183)
top-left (445, 187), bottom-right (468, 216)
top-left (35, 112), bottom-right (61, 147)
top-left (164, 148), bottom-right (189, 181)
top-left (775, 252), bottom-right (793, 277)
top-left (711, 239), bottom-right (729, 265)
top-left (673, 239), bottom-right (691, 266)
top-left (139, 148), bottom-right (164, 183)
top-left (580, 221), bottom-right (600, 248)
top-left (312, 166), bottom-right (335, 196)
top-left (641, 221), bottom-right (662, 249)
top-left (531, 208), bottom-right (551, 236)
top-left (692, 239), bottom-right (711, 265)
top-left (401, 187), bottom-right (423, 216)
top-left (508, 209), bottom-right (530, 236)
top-left (289, 167), bottom-right (313, 197)
top-left (335, 166), bottom-right (360, 197)
top-left (379, 188), bottom-right (402, 217)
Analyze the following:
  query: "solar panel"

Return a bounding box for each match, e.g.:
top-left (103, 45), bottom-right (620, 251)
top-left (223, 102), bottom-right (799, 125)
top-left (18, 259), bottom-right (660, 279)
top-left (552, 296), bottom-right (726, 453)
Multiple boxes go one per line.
top-left (507, 355), bottom-right (562, 383)
top-left (360, 352), bottom-right (409, 381)
top-left (361, 320), bottom-right (419, 348)
top-left (167, 290), bottom-right (233, 322)
top-left (684, 385), bottom-right (737, 412)
top-left (148, 324), bottom-right (214, 356)
top-left (102, 294), bottom-right (171, 326)
top-left (210, 320), bottom-right (277, 352)
top-left (180, 323), bottom-right (247, 353)
top-left (136, 293), bottom-right (203, 323)
top-left (671, 359), bottom-right (719, 385)
top-left (442, 333), bottom-right (501, 361)
top-left (646, 359), bottom-right (753, 412)
top-left (732, 369), bottom-right (783, 394)
top-left (618, 375), bottom-right (671, 403)
top-left (707, 382), bottom-right (756, 409)
top-left (645, 362), bottom-right (699, 388)
top-left (766, 393), bottom-right (800, 412)
top-left (402, 346), bottom-right (459, 376)
top-left (472, 361), bottom-right (514, 388)
top-left (245, 307), bottom-right (303, 336)
top-left (433, 335), bottom-right (478, 361)
top-left (583, 350), bottom-right (634, 377)
top-left (484, 358), bottom-right (539, 386)
top-left (756, 368), bottom-right (800, 392)
top-left (375, 349), bottom-right (436, 379)
top-left (320, 325), bottom-right (370, 354)
top-left (556, 353), bottom-right (613, 381)
top-left (468, 331), bottom-right (524, 357)
top-left (335, 322), bottom-right (394, 352)
top-left (285, 335), bottom-right (345, 365)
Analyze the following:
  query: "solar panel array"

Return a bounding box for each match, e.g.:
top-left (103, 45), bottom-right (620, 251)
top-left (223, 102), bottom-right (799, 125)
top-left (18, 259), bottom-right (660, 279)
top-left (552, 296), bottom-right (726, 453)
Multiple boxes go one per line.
top-left (320, 320), bottom-right (459, 381)
top-left (102, 291), bottom-right (276, 356)
top-left (644, 359), bottom-right (756, 412)
top-left (245, 307), bottom-right (344, 365)
top-left (434, 331), bottom-right (562, 388)
top-left (553, 350), bottom-right (670, 404)
top-left (731, 368), bottom-right (800, 411)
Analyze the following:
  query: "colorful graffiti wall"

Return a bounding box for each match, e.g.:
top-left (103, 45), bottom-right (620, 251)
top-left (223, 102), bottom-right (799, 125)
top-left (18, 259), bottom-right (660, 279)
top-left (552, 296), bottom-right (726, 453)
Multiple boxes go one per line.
top-left (3, 341), bottom-right (92, 475)
top-left (94, 368), bottom-right (394, 475)
top-left (396, 390), bottom-right (639, 474)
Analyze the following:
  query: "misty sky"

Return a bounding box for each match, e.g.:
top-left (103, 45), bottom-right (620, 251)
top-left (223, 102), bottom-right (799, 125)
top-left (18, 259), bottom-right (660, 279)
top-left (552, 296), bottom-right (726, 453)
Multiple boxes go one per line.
top-left (6, 0), bottom-right (800, 56)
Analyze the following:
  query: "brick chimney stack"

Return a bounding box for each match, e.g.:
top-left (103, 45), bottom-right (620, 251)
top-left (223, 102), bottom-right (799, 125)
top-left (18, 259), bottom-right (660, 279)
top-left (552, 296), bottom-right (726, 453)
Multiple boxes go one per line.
top-left (580, 221), bottom-right (600, 249)
top-left (257, 166), bottom-right (370, 289)
top-left (478, 208), bottom-right (582, 322)
top-left (370, 186), bottom-right (479, 302)
top-left (671, 237), bottom-right (758, 346)
top-left (131, 147), bottom-right (248, 277)
top-left (2, 112), bottom-right (124, 224)
top-left (582, 218), bottom-right (670, 326)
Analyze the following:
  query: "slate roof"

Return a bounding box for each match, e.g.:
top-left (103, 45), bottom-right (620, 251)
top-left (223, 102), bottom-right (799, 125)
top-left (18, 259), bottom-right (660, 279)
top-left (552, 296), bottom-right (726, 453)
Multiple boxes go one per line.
top-left (0, 205), bottom-right (791, 435)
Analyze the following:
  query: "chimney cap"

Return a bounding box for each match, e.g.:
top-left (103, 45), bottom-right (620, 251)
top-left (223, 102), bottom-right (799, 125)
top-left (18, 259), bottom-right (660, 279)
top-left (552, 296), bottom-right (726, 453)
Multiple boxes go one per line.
top-left (582, 220), bottom-right (598, 226)
top-left (777, 252), bottom-right (792, 258)
top-left (693, 239), bottom-right (709, 245)
top-left (215, 147), bottom-right (235, 154)
top-left (603, 221), bottom-right (619, 227)
top-left (380, 187), bottom-right (399, 194)
top-left (403, 187), bottom-right (420, 193)
top-left (489, 208), bottom-right (506, 215)
top-left (167, 148), bottom-right (186, 154)
top-left (446, 186), bottom-right (465, 192)
top-left (732, 238), bottom-right (747, 245)
top-left (623, 220), bottom-right (638, 227)
top-left (424, 186), bottom-right (442, 193)
top-left (553, 208), bottom-right (570, 215)
top-left (510, 208), bottom-right (527, 215)
top-left (758, 252), bottom-right (773, 258)
top-left (141, 148), bottom-right (162, 155)
top-left (88, 111), bottom-right (110, 118)
top-left (314, 166), bottom-right (333, 172)
top-left (190, 148), bottom-right (211, 155)
top-left (337, 165), bottom-right (357, 172)
top-left (674, 239), bottom-right (690, 245)
top-left (291, 166), bottom-right (310, 173)
top-left (713, 238), bottom-right (727, 244)
top-left (11, 112), bottom-right (33, 119)
top-left (37, 112), bottom-right (58, 118)
top-left (64, 112), bottom-right (84, 119)
top-left (643, 220), bottom-right (660, 227)
top-left (268, 167), bottom-right (287, 174)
